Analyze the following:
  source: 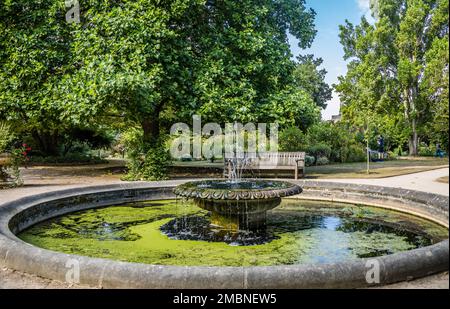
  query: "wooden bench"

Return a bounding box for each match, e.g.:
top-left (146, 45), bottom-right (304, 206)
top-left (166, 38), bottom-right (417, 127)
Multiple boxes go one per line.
top-left (224, 152), bottom-right (306, 180)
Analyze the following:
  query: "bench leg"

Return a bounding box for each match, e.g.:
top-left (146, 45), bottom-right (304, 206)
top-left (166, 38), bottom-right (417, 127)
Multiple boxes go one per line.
top-left (295, 168), bottom-right (298, 180)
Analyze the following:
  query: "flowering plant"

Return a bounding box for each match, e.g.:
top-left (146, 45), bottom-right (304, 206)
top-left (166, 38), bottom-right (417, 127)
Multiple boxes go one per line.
top-left (8, 143), bottom-right (32, 187)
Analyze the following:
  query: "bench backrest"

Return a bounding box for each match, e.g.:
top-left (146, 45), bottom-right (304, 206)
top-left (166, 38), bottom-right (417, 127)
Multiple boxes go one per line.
top-left (257, 152), bottom-right (305, 167)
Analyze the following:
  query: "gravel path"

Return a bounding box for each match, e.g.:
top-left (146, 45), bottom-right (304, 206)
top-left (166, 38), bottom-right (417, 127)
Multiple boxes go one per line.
top-left (316, 167), bottom-right (449, 196)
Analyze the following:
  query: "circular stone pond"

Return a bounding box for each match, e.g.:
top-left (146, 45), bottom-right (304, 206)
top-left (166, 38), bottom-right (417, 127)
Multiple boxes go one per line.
top-left (18, 199), bottom-right (448, 266)
top-left (0, 181), bottom-right (448, 288)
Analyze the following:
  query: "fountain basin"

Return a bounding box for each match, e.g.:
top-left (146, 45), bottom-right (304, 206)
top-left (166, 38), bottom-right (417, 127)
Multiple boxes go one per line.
top-left (173, 180), bottom-right (302, 202)
top-left (0, 181), bottom-right (448, 288)
top-left (173, 180), bottom-right (302, 230)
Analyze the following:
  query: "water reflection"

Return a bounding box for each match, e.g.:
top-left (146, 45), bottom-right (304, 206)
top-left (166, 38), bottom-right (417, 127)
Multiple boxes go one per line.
top-left (18, 200), bottom-right (446, 266)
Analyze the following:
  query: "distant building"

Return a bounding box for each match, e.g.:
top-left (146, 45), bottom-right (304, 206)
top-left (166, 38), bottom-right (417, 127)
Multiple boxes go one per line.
top-left (330, 114), bottom-right (341, 123)
top-left (327, 101), bottom-right (343, 123)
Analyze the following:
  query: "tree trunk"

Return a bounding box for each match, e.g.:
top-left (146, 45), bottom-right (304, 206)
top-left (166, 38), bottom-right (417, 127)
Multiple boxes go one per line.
top-left (404, 85), bottom-right (419, 157)
top-left (409, 118), bottom-right (418, 156)
top-left (32, 131), bottom-right (45, 153)
top-left (141, 103), bottom-right (163, 148)
top-left (44, 131), bottom-right (59, 156)
top-left (141, 117), bottom-right (160, 146)
top-left (409, 84), bottom-right (419, 156)
top-left (32, 130), bottom-right (59, 156)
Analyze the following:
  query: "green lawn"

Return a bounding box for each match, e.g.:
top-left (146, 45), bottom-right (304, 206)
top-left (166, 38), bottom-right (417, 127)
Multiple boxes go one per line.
top-left (170, 157), bottom-right (449, 179)
top-left (306, 158), bottom-right (448, 179)
top-left (436, 176), bottom-right (449, 184)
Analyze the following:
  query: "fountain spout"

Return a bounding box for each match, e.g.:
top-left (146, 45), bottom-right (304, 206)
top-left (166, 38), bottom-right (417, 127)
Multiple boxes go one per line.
top-left (225, 155), bottom-right (254, 183)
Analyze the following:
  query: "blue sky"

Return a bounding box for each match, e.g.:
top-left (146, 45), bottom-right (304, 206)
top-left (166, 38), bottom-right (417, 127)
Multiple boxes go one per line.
top-left (289, 0), bottom-right (373, 120)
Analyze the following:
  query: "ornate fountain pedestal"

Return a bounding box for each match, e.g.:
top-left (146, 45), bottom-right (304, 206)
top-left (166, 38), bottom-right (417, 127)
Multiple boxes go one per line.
top-left (174, 180), bottom-right (302, 232)
top-left (195, 197), bottom-right (282, 231)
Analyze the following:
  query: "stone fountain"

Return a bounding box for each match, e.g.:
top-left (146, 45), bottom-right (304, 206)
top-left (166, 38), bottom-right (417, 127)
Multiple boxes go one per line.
top-left (174, 158), bottom-right (302, 232)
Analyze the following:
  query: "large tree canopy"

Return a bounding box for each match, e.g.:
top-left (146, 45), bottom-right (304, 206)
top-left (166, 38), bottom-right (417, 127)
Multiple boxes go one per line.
top-left (293, 55), bottom-right (332, 109)
top-left (0, 0), bottom-right (76, 155)
top-left (192, 0), bottom-right (319, 125)
top-left (1, 0), bottom-right (321, 151)
top-left (336, 0), bottom-right (449, 154)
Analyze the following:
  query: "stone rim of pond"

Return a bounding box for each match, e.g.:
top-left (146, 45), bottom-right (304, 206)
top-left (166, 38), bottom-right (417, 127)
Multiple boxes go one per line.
top-left (0, 180), bottom-right (448, 288)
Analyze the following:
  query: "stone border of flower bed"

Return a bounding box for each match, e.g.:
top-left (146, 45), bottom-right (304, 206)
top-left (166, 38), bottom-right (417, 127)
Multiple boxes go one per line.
top-left (0, 180), bottom-right (448, 289)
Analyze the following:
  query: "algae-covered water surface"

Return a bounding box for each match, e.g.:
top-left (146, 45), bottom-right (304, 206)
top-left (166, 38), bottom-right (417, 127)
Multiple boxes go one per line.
top-left (18, 200), bottom-right (448, 266)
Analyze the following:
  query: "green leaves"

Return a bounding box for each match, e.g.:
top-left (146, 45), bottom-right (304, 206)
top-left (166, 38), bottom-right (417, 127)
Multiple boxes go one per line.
top-left (192, 0), bottom-right (318, 127)
top-left (0, 0), bottom-right (74, 135)
top-left (293, 55), bottom-right (332, 109)
top-left (0, 122), bottom-right (13, 153)
top-left (336, 0), bottom-right (449, 153)
top-left (1, 0), bottom-right (320, 161)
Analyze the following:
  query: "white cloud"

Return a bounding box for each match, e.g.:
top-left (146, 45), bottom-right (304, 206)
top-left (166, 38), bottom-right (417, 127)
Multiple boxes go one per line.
top-left (356, 0), bottom-right (375, 24)
top-left (357, 0), bottom-right (371, 12)
top-left (321, 91), bottom-right (341, 121)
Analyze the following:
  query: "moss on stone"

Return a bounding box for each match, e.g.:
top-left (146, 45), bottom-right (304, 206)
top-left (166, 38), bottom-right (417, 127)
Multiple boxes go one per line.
top-left (18, 200), bottom-right (448, 267)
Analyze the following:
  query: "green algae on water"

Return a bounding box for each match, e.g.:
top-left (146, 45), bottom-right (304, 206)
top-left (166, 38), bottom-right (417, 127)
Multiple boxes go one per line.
top-left (18, 200), bottom-right (448, 267)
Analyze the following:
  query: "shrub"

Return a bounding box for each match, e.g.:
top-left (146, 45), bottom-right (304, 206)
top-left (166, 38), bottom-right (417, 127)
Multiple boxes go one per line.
top-left (0, 122), bottom-right (13, 152)
top-left (139, 144), bottom-right (172, 180)
top-left (123, 133), bottom-right (172, 181)
top-left (111, 141), bottom-right (126, 158)
top-left (8, 148), bottom-right (25, 186)
top-left (418, 143), bottom-right (434, 156)
top-left (0, 124), bottom-right (30, 186)
top-left (122, 130), bottom-right (145, 180)
top-left (121, 127), bottom-right (144, 155)
top-left (307, 123), bottom-right (336, 146)
top-left (60, 128), bottom-right (113, 157)
top-left (395, 146), bottom-right (404, 157)
top-left (0, 167), bottom-right (8, 182)
top-left (387, 151), bottom-right (398, 160)
top-left (307, 143), bottom-right (332, 161)
top-left (279, 126), bottom-right (308, 152)
top-left (29, 154), bottom-right (106, 164)
top-left (306, 122), bottom-right (368, 163)
top-left (305, 155), bottom-right (315, 167)
top-left (7, 144), bottom-right (32, 187)
top-left (316, 156), bottom-right (330, 166)
top-left (344, 144), bottom-right (366, 163)
top-left (0, 122), bottom-right (12, 183)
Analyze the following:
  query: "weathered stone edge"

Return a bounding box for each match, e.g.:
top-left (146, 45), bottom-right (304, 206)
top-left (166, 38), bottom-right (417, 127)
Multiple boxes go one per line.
top-left (0, 181), bottom-right (448, 289)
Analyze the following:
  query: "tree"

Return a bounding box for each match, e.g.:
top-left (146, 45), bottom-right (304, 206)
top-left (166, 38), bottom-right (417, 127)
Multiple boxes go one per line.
top-left (58, 0), bottom-right (207, 146)
top-left (193, 1), bottom-right (318, 126)
top-left (0, 0), bottom-right (76, 155)
top-left (293, 55), bottom-right (332, 109)
top-left (421, 32), bottom-right (449, 150)
top-left (1, 0), bottom-right (321, 161)
top-left (61, 0), bottom-right (318, 143)
top-left (336, 0), bottom-right (449, 155)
